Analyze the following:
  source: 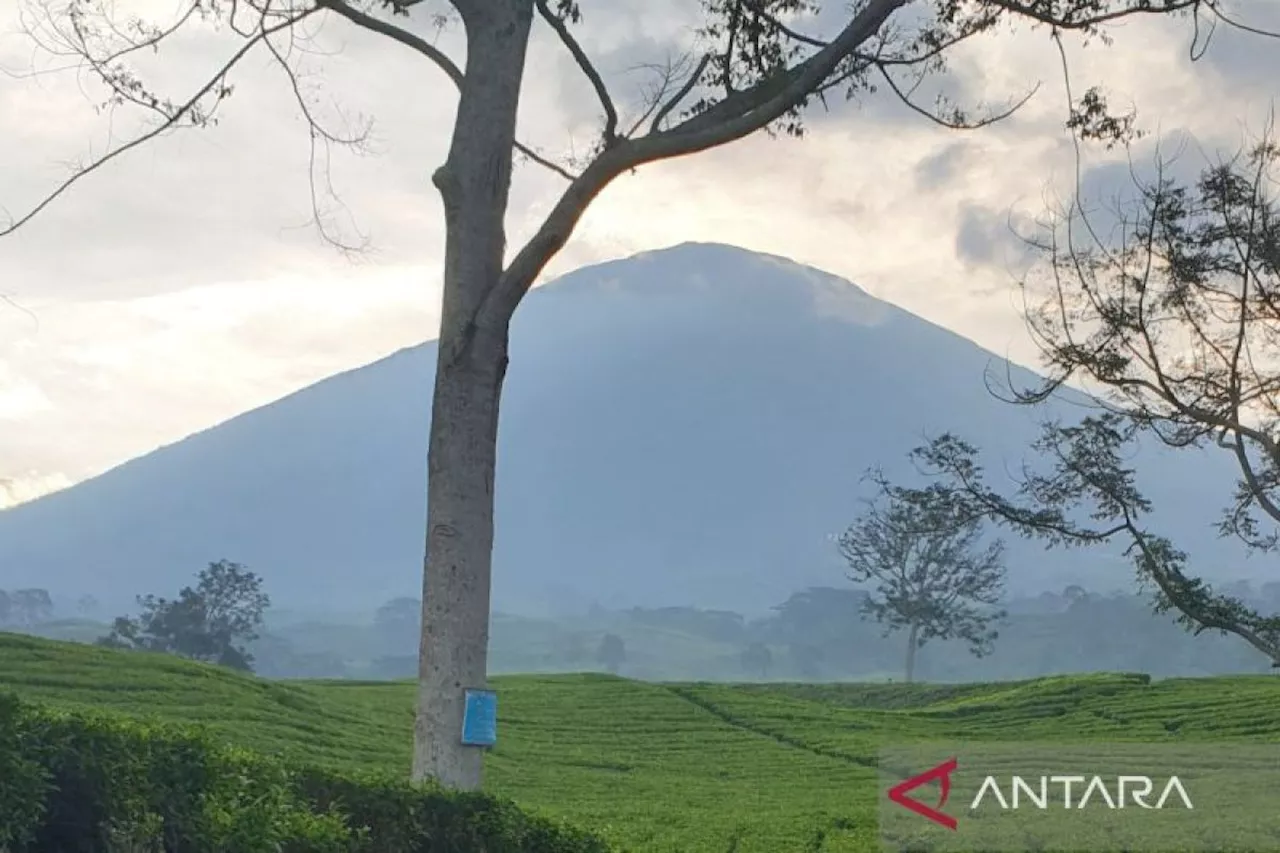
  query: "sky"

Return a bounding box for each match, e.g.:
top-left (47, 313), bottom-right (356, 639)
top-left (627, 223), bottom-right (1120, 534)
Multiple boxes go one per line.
top-left (1, 0), bottom-right (1278, 508)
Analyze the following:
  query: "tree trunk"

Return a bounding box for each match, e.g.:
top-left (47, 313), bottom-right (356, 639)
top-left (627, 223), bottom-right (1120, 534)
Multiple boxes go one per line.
top-left (412, 0), bottom-right (534, 792)
top-left (904, 622), bottom-right (919, 684)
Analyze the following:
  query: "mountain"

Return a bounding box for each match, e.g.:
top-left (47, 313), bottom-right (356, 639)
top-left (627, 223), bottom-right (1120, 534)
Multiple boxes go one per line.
top-left (0, 243), bottom-right (1252, 616)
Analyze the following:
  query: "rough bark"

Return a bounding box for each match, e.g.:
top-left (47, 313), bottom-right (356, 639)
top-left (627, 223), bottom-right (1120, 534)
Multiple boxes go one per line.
top-left (904, 622), bottom-right (919, 684)
top-left (412, 0), bottom-right (533, 791)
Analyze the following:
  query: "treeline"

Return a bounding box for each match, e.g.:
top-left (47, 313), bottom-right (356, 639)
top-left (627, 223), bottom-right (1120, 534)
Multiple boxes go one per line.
top-left (626, 583), bottom-right (1279, 681)
top-left (0, 588), bottom-right (52, 626)
top-left (349, 582), bottom-right (1279, 683)
top-left (9, 573), bottom-right (1278, 682)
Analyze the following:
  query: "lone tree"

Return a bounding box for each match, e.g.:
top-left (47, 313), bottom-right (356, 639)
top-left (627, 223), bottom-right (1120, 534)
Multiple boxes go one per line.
top-left (596, 632), bottom-right (626, 674)
top-left (99, 560), bottom-right (271, 671)
top-left (838, 479), bottom-right (1006, 682)
top-left (4, 0), bottom-right (1277, 789)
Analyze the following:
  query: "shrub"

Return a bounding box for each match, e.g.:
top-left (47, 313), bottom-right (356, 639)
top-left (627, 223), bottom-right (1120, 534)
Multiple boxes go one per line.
top-left (0, 693), bottom-right (610, 853)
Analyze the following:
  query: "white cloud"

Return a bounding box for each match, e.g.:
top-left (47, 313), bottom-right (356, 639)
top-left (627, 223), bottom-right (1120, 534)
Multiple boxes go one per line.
top-left (0, 0), bottom-right (1275, 505)
top-left (0, 472), bottom-right (72, 509)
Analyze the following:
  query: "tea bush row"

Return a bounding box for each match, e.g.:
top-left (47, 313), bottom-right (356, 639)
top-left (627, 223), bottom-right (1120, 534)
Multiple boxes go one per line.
top-left (0, 692), bottom-right (609, 853)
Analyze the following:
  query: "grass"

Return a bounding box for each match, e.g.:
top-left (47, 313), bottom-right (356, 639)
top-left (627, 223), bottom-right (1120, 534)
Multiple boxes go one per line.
top-left (2, 631), bottom-right (1279, 852)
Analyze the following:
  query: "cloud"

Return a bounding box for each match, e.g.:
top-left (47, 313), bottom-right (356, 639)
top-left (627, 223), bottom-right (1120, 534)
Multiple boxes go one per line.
top-left (0, 472), bottom-right (73, 509)
top-left (0, 0), bottom-right (1277, 502)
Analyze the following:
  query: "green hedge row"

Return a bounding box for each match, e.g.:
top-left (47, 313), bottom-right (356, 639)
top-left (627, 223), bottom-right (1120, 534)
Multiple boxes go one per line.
top-left (0, 693), bottom-right (610, 853)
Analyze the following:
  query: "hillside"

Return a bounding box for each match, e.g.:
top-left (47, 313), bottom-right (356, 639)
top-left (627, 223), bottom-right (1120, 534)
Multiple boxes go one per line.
top-left (4, 633), bottom-right (1279, 852)
top-left (0, 242), bottom-right (1250, 615)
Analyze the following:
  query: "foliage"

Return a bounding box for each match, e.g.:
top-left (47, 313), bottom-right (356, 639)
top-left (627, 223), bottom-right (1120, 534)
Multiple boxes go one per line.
top-left (1, 588), bottom-right (53, 626)
top-left (908, 416), bottom-right (1280, 665)
top-left (963, 135), bottom-right (1280, 664)
top-left (4, 632), bottom-right (1280, 852)
top-left (787, 643), bottom-right (825, 678)
top-left (373, 597), bottom-right (422, 653)
top-left (839, 474), bottom-right (1007, 678)
top-left (0, 687), bottom-right (610, 853)
top-left (98, 560), bottom-right (270, 672)
top-left (596, 633), bottom-right (626, 674)
top-left (626, 606), bottom-right (747, 644)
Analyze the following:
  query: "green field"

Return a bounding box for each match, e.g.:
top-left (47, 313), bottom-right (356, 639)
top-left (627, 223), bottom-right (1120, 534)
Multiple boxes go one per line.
top-left (3, 631), bottom-right (1279, 852)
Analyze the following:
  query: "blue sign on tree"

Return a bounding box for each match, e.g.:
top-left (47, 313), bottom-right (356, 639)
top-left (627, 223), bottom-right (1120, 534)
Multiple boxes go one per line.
top-left (461, 688), bottom-right (497, 747)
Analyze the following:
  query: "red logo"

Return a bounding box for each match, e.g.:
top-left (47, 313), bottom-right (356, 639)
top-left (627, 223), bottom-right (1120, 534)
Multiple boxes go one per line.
top-left (888, 757), bottom-right (959, 830)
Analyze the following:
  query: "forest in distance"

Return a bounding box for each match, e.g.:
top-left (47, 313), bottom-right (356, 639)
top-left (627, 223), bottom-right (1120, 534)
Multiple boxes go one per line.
top-left (10, 580), bottom-right (1278, 684)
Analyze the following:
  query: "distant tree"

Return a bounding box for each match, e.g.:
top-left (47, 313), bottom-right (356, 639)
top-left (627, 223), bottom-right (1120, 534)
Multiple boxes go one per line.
top-left (373, 597), bottom-right (421, 652)
top-left (628, 607), bottom-right (746, 643)
top-left (788, 643), bottom-right (825, 679)
top-left (10, 589), bottom-right (53, 625)
top-left (740, 642), bottom-right (773, 679)
top-left (98, 560), bottom-right (270, 671)
top-left (839, 478), bottom-right (1007, 683)
top-left (597, 633), bottom-right (626, 675)
top-left (375, 597), bottom-right (421, 629)
top-left (0, 590), bottom-right (10, 626)
top-left (767, 587), bottom-right (872, 645)
top-left (76, 594), bottom-right (99, 617)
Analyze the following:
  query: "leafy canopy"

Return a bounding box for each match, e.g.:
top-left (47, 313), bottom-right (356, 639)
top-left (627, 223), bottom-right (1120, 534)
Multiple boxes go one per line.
top-left (99, 559), bottom-right (271, 671)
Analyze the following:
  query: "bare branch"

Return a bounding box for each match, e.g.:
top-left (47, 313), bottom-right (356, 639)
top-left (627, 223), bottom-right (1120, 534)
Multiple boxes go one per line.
top-left (533, 0), bottom-right (618, 145)
top-left (261, 14), bottom-right (373, 254)
top-left (1207, 2), bottom-right (1280, 40)
top-left (316, 0), bottom-right (460, 83)
top-left (985, 0), bottom-right (1200, 30)
top-left (317, 0), bottom-right (576, 180)
top-left (488, 0), bottom-right (914, 324)
top-left (0, 7), bottom-right (317, 239)
top-left (649, 54), bottom-right (711, 134)
top-left (873, 61), bottom-right (1041, 130)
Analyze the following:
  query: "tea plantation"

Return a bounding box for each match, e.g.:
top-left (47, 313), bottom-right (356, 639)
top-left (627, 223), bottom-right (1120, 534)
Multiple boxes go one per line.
top-left (2, 632), bottom-right (1278, 852)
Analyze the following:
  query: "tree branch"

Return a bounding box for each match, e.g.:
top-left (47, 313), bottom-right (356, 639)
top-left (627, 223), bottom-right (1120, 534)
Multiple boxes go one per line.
top-left (0, 7), bottom-right (317, 238)
top-left (650, 54), bottom-right (711, 135)
top-left (315, 0), bottom-right (462, 81)
top-left (316, 0), bottom-right (576, 180)
top-left (487, 0), bottom-right (914, 324)
top-left (873, 60), bottom-right (1041, 131)
top-left (533, 0), bottom-right (618, 145)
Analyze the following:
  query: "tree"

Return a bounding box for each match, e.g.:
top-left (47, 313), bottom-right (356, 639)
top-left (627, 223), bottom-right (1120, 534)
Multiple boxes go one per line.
top-left (915, 134), bottom-right (1280, 666)
top-left (76, 595), bottom-right (100, 617)
top-left (596, 633), bottom-right (626, 674)
top-left (838, 478), bottom-right (1006, 682)
top-left (740, 641), bottom-right (773, 678)
top-left (5, 0), bottom-right (1276, 791)
top-left (10, 589), bottom-right (53, 626)
top-left (374, 596), bottom-right (423, 652)
top-left (910, 416), bottom-right (1280, 666)
top-left (99, 560), bottom-right (270, 671)
top-left (0, 590), bottom-right (10, 627)
top-left (787, 643), bottom-right (825, 678)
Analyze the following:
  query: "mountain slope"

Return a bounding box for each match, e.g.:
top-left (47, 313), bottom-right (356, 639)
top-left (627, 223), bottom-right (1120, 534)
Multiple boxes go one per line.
top-left (0, 243), bottom-right (1248, 614)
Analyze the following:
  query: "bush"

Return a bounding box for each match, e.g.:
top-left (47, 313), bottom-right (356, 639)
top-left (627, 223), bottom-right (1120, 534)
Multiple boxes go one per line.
top-left (0, 693), bottom-right (610, 853)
